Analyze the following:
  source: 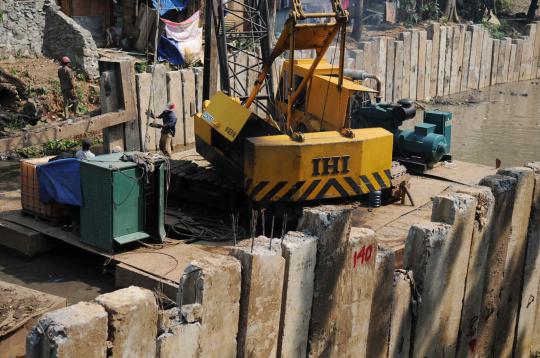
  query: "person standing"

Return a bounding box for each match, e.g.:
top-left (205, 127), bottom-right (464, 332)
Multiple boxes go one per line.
top-left (58, 56), bottom-right (78, 119)
top-left (149, 103), bottom-right (177, 157)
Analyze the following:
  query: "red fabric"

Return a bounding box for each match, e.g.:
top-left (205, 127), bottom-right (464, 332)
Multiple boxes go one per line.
top-left (169, 103), bottom-right (176, 110)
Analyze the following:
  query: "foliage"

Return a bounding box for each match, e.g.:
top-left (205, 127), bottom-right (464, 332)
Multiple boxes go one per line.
top-left (398, 0), bottom-right (440, 25)
top-left (2, 117), bottom-right (26, 132)
top-left (75, 87), bottom-right (89, 113)
top-left (135, 61), bottom-right (147, 74)
top-left (397, 0), bottom-right (420, 25)
top-left (15, 137), bottom-right (101, 158)
top-left (418, 0), bottom-right (440, 20)
top-left (482, 20), bottom-right (519, 39)
top-left (42, 139), bottom-right (79, 155)
top-left (0, 10), bottom-right (4, 24)
top-left (15, 146), bottom-right (41, 158)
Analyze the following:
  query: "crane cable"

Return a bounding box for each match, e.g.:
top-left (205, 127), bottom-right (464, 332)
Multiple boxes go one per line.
top-left (320, 30), bottom-right (340, 129)
top-left (144, 0), bottom-right (162, 152)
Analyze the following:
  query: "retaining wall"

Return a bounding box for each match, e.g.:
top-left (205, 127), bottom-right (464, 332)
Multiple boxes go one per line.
top-left (26, 162), bottom-right (540, 357)
top-left (289, 22), bottom-right (540, 102)
top-left (0, 1), bottom-right (99, 78)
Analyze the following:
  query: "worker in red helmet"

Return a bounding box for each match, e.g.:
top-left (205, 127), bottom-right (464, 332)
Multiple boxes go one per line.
top-left (57, 56), bottom-right (78, 119)
top-left (148, 103), bottom-right (177, 157)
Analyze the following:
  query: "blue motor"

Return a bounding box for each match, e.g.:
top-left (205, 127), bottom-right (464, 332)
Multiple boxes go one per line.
top-left (397, 110), bottom-right (452, 163)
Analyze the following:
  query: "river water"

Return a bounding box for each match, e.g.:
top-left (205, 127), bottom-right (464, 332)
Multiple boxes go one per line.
top-left (420, 81), bottom-right (540, 167)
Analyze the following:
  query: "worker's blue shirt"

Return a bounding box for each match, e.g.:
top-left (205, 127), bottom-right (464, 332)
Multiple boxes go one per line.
top-left (158, 110), bottom-right (177, 137)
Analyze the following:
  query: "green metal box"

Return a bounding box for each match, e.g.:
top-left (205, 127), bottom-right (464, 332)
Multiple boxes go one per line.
top-left (80, 153), bottom-right (165, 252)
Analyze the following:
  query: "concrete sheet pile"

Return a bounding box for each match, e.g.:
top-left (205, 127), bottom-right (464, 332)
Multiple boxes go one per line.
top-left (25, 162), bottom-right (540, 358)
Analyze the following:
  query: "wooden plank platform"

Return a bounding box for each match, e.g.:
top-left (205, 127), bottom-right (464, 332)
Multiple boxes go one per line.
top-left (0, 160), bottom-right (497, 299)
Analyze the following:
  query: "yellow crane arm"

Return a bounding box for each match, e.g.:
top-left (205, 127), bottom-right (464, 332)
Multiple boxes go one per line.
top-left (244, 0), bottom-right (348, 132)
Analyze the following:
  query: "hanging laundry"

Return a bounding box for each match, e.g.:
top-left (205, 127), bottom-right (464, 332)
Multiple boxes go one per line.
top-left (158, 11), bottom-right (202, 65)
top-left (152, 0), bottom-right (186, 16)
top-left (157, 34), bottom-right (185, 65)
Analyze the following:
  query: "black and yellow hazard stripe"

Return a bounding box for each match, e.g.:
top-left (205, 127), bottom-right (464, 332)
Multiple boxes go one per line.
top-left (245, 170), bottom-right (393, 202)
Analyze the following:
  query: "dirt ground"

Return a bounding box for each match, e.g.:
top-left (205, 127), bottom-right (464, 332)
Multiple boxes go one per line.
top-left (0, 57), bottom-right (100, 138)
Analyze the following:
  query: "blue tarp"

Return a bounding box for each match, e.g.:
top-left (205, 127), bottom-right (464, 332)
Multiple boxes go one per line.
top-left (157, 34), bottom-right (185, 66)
top-left (152, 0), bottom-right (186, 16)
top-left (37, 159), bottom-right (82, 206)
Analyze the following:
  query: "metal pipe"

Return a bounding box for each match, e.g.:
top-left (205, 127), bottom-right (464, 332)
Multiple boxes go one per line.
top-left (342, 69), bottom-right (382, 102)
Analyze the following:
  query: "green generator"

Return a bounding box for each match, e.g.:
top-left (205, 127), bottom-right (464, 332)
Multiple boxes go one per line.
top-left (80, 153), bottom-right (166, 252)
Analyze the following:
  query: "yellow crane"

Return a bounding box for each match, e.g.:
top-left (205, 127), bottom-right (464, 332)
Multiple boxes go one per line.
top-left (193, 0), bottom-right (402, 204)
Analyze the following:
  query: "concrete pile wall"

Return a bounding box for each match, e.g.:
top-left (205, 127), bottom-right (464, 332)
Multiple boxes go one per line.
top-left (137, 65), bottom-right (201, 152)
top-left (289, 22), bottom-right (540, 102)
top-left (26, 162), bottom-right (540, 357)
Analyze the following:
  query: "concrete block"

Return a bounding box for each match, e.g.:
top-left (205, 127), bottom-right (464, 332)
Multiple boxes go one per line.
top-left (482, 37), bottom-right (494, 88)
top-left (424, 40), bottom-right (432, 99)
top-left (528, 162), bottom-right (540, 357)
top-left (443, 26), bottom-right (453, 95)
top-left (95, 286), bottom-right (158, 358)
top-left (519, 34), bottom-right (532, 80)
top-left (449, 25), bottom-right (464, 94)
top-left (491, 39), bottom-right (500, 85)
top-left (157, 323), bottom-right (200, 358)
top-left (467, 25), bottom-right (482, 89)
top-left (454, 186), bottom-right (495, 357)
top-left (513, 39), bottom-right (524, 82)
top-left (416, 30), bottom-right (427, 100)
top-left (496, 38), bottom-right (506, 84)
top-left (181, 303), bottom-right (202, 323)
top-left (400, 32), bottom-right (411, 99)
top-left (475, 174), bottom-right (517, 357)
top-left (502, 38), bottom-right (512, 83)
top-left (136, 73), bottom-right (158, 151)
top-left (26, 302), bottom-right (108, 358)
top-left (388, 270), bottom-right (413, 358)
top-left (374, 37), bottom-right (387, 100)
top-left (427, 23), bottom-right (441, 97)
top-left (460, 30), bottom-right (472, 91)
top-left (346, 227), bottom-right (378, 356)
top-left (359, 42), bottom-right (372, 74)
top-left (409, 31), bottom-right (419, 100)
top-left (436, 26), bottom-right (447, 96)
top-left (508, 43), bottom-right (517, 83)
top-left (353, 49), bottom-right (364, 71)
top-left (406, 192), bottom-right (477, 358)
top-left (478, 32), bottom-right (490, 88)
top-left (166, 71), bottom-right (185, 151)
top-left (232, 244), bottom-right (285, 358)
top-left (0, 220), bottom-right (57, 257)
top-left (366, 248), bottom-right (396, 358)
top-left (177, 253), bottom-right (241, 358)
top-left (298, 207), bottom-right (377, 357)
top-left (180, 69), bottom-right (196, 145)
top-left (194, 68), bottom-right (203, 113)
top-left (278, 231), bottom-right (317, 358)
top-left (533, 22), bottom-right (540, 78)
top-left (493, 167), bottom-right (535, 358)
top-left (393, 41), bottom-right (404, 100)
top-left (385, 40), bottom-right (395, 102)
top-left (525, 24), bottom-right (537, 79)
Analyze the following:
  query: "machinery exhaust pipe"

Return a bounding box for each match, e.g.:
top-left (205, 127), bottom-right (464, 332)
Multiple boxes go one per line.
top-left (343, 69), bottom-right (382, 102)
